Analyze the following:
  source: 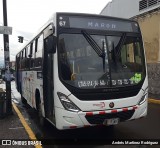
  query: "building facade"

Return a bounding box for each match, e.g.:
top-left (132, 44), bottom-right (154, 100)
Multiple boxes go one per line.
top-left (101, 0), bottom-right (160, 94)
top-left (101, 0), bottom-right (160, 19)
top-left (134, 10), bottom-right (160, 63)
top-left (101, 0), bottom-right (160, 63)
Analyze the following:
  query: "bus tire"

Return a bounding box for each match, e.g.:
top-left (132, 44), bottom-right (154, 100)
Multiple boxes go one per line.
top-left (36, 90), bottom-right (46, 127)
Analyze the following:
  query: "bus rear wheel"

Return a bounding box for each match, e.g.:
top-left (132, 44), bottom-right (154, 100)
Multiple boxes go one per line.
top-left (37, 103), bottom-right (46, 127)
top-left (36, 90), bottom-right (46, 127)
top-left (38, 103), bottom-right (45, 126)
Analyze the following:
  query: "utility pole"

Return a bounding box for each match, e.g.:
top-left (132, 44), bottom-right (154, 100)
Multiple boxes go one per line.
top-left (2, 0), bottom-right (12, 115)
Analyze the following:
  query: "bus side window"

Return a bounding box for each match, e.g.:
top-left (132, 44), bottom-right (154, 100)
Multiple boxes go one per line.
top-left (21, 50), bottom-right (25, 69)
top-left (19, 52), bottom-right (22, 69)
top-left (23, 48), bottom-right (26, 70)
top-left (25, 46), bottom-right (30, 69)
top-left (35, 34), bottom-right (43, 68)
top-left (16, 54), bottom-right (20, 69)
top-left (28, 43), bottom-right (33, 68)
top-left (30, 41), bottom-right (36, 68)
top-left (28, 43), bottom-right (33, 58)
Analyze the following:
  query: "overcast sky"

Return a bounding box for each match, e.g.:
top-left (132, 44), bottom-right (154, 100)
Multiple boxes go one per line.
top-left (0, 0), bottom-right (111, 63)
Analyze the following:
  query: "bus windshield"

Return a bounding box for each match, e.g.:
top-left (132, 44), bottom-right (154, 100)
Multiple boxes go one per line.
top-left (58, 32), bottom-right (145, 89)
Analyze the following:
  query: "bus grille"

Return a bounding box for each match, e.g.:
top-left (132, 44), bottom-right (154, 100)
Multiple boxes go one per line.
top-left (85, 110), bottom-right (135, 124)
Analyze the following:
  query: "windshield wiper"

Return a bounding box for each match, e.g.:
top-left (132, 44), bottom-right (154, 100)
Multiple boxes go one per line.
top-left (81, 30), bottom-right (106, 72)
top-left (81, 30), bottom-right (104, 58)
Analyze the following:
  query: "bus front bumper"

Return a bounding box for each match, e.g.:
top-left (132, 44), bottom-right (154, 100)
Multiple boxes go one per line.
top-left (55, 100), bottom-right (147, 130)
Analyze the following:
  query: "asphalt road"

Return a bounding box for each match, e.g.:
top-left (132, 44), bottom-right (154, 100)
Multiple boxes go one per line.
top-left (20, 98), bottom-right (160, 148)
top-left (22, 103), bottom-right (160, 139)
top-left (1, 82), bottom-right (160, 147)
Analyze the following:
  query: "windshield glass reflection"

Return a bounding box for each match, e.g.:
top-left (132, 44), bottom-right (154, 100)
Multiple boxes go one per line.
top-left (58, 33), bottom-right (145, 89)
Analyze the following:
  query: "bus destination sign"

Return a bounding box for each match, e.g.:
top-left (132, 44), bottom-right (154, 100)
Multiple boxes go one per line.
top-left (58, 16), bottom-right (139, 32)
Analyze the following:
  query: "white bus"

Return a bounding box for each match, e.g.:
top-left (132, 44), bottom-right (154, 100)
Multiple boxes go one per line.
top-left (15, 12), bottom-right (148, 130)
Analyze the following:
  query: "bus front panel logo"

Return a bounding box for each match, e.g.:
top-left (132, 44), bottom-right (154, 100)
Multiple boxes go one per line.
top-left (109, 102), bottom-right (114, 108)
top-left (93, 102), bottom-right (105, 108)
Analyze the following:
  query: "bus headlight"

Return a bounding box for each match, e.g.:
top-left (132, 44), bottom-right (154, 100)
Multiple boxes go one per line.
top-left (57, 92), bottom-right (81, 112)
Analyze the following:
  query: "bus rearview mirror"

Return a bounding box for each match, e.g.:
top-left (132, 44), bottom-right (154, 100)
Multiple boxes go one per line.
top-left (46, 36), bottom-right (57, 54)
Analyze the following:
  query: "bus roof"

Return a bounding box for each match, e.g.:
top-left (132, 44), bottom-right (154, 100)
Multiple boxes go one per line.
top-left (16, 12), bottom-right (139, 55)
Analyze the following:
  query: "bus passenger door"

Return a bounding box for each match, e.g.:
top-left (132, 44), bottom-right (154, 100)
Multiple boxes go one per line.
top-left (43, 37), bottom-right (55, 123)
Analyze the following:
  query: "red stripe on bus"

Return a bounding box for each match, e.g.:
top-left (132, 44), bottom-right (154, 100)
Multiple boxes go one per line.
top-left (111, 110), bottom-right (117, 113)
top-left (86, 112), bottom-right (93, 116)
top-left (99, 111), bottom-right (106, 115)
top-left (133, 106), bottom-right (138, 110)
top-left (122, 108), bottom-right (128, 112)
top-left (85, 106), bottom-right (137, 116)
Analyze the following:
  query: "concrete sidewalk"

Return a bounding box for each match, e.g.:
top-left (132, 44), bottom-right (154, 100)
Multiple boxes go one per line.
top-left (0, 107), bottom-right (35, 148)
top-left (0, 83), bottom-right (41, 148)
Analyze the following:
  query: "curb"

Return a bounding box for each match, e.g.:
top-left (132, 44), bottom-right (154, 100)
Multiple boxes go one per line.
top-left (148, 98), bottom-right (160, 105)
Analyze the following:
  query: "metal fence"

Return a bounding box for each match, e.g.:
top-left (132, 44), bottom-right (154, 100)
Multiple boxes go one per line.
top-left (139, 0), bottom-right (160, 11)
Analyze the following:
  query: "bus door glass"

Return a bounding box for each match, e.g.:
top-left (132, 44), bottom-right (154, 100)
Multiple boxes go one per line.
top-left (43, 36), bottom-right (54, 121)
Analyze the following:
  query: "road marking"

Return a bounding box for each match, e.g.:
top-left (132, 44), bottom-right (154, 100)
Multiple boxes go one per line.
top-left (12, 99), bottom-right (19, 104)
top-left (12, 103), bottom-right (42, 148)
top-left (148, 98), bottom-right (160, 105)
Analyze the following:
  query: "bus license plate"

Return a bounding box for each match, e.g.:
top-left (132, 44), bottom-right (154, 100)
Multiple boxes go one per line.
top-left (103, 118), bottom-right (119, 126)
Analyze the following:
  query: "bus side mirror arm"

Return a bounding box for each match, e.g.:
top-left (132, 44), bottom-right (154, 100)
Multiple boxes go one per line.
top-left (45, 35), bottom-right (57, 54)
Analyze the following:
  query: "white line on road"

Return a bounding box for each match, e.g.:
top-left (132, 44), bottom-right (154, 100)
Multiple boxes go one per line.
top-left (9, 127), bottom-right (24, 130)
